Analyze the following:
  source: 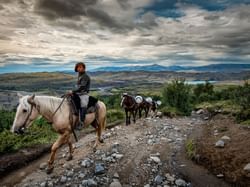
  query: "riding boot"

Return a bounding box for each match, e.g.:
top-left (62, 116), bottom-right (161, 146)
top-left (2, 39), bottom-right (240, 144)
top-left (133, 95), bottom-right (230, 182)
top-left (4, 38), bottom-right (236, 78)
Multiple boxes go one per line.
top-left (76, 107), bottom-right (87, 130)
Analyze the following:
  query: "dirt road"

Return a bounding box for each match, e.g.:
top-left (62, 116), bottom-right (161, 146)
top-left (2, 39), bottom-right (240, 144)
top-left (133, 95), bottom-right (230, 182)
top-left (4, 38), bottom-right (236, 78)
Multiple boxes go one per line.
top-left (1, 115), bottom-right (233, 187)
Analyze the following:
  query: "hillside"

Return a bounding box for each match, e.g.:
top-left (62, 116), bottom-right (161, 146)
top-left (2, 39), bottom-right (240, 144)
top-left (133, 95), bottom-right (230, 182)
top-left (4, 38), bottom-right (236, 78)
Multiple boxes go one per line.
top-left (92, 64), bottom-right (250, 72)
top-left (0, 71), bottom-right (249, 110)
top-left (1, 71), bottom-right (249, 92)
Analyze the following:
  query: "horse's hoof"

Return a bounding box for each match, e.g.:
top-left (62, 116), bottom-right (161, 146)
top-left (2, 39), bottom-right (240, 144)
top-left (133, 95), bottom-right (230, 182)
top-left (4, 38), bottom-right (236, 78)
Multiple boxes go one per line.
top-left (99, 139), bottom-right (104, 143)
top-left (66, 155), bottom-right (73, 161)
top-left (46, 166), bottom-right (54, 174)
top-left (93, 147), bottom-right (97, 152)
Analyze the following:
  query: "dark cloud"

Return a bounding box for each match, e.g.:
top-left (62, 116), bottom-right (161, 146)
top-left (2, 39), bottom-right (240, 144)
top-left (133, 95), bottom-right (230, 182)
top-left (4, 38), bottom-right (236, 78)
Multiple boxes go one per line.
top-left (0, 35), bottom-right (11, 41)
top-left (0, 0), bottom-right (12, 3)
top-left (137, 12), bottom-right (158, 29)
top-left (237, 9), bottom-right (250, 20)
top-left (35, 0), bottom-right (125, 30)
top-left (0, 0), bottom-right (28, 6)
top-left (86, 7), bottom-right (122, 29)
top-left (210, 28), bottom-right (250, 49)
top-left (117, 0), bottom-right (131, 10)
top-left (203, 15), bottom-right (220, 20)
top-left (34, 0), bottom-right (158, 32)
top-left (53, 19), bottom-right (87, 32)
top-left (35, 0), bottom-right (93, 19)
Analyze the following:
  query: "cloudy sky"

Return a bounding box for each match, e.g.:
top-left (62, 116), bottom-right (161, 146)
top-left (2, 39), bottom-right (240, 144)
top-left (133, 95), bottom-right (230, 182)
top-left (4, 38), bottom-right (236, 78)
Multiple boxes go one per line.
top-left (0, 0), bottom-right (250, 73)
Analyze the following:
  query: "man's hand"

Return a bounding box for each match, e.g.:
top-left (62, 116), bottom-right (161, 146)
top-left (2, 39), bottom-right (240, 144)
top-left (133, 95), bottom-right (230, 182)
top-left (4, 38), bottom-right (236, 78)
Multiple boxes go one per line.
top-left (66, 90), bottom-right (73, 96)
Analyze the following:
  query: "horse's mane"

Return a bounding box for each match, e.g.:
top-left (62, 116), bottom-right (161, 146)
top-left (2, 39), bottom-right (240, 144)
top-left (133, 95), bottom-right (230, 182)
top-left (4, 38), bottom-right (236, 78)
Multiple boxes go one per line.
top-left (33, 95), bottom-right (66, 115)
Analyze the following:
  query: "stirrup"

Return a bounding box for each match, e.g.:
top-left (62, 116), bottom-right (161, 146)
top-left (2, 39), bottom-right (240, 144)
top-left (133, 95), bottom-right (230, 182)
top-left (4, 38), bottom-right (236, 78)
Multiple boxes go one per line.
top-left (75, 121), bottom-right (83, 130)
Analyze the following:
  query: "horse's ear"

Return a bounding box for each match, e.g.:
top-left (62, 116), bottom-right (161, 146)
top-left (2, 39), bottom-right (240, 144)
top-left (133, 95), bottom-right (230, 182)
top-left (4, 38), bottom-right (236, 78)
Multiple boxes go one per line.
top-left (17, 93), bottom-right (23, 98)
top-left (28, 94), bottom-right (35, 105)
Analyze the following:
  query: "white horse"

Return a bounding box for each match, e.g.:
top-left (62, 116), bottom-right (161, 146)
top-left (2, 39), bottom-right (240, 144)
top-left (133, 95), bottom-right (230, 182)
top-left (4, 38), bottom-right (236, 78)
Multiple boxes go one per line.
top-left (11, 94), bottom-right (106, 173)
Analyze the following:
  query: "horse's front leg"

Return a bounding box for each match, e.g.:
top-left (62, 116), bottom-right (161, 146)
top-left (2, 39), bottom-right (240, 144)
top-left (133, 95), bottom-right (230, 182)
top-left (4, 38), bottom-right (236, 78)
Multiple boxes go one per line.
top-left (125, 109), bottom-right (129, 125)
top-left (139, 108), bottom-right (142, 118)
top-left (47, 131), bottom-right (70, 174)
top-left (66, 139), bottom-right (74, 161)
top-left (145, 107), bottom-right (149, 118)
top-left (134, 108), bottom-right (138, 120)
top-left (92, 120), bottom-right (103, 151)
top-left (132, 110), bottom-right (136, 123)
top-left (128, 111), bottom-right (131, 125)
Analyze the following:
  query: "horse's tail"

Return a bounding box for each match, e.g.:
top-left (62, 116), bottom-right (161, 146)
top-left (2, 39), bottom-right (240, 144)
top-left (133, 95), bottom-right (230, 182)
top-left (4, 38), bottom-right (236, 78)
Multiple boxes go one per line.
top-left (97, 101), bottom-right (106, 131)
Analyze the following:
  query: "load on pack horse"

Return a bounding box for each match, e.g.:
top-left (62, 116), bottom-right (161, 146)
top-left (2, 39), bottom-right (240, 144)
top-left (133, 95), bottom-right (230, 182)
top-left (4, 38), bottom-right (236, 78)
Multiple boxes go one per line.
top-left (135, 96), bottom-right (152, 118)
top-left (120, 93), bottom-right (138, 125)
top-left (135, 96), bottom-right (162, 118)
top-left (150, 100), bottom-right (162, 117)
top-left (11, 93), bottom-right (106, 174)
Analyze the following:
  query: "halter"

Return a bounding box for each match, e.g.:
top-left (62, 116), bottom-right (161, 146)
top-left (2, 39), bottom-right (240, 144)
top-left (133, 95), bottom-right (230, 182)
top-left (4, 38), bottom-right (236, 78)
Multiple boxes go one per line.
top-left (20, 102), bottom-right (34, 130)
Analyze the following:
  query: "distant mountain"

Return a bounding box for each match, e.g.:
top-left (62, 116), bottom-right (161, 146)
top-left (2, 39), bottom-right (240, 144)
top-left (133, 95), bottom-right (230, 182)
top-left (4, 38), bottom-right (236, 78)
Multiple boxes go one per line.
top-left (188, 64), bottom-right (250, 72)
top-left (91, 64), bottom-right (250, 72)
top-left (91, 64), bottom-right (184, 72)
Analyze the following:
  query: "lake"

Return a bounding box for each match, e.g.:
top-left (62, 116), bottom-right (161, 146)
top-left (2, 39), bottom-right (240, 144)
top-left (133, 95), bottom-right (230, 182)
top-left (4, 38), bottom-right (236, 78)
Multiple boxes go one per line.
top-left (186, 80), bottom-right (217, 85)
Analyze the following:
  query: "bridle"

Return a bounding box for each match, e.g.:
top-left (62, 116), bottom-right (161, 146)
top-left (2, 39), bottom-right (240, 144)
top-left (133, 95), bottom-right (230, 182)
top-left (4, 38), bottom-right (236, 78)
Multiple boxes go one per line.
top-left (19, 102), bottom-right (35, 131)
top-left (20, 95), bottom-right (68, 130)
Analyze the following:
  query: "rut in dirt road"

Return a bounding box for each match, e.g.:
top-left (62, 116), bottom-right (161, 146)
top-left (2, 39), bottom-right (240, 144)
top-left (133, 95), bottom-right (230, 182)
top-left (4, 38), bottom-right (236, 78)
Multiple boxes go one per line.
top-left (2, 115), bottom-right (229, 187)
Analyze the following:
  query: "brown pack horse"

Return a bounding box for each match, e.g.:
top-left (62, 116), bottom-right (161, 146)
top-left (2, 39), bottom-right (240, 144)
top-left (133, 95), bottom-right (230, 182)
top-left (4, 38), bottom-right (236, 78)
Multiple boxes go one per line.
top-left (120, 93), bottom-right (138, 125)
top-left (138, 97), bottom-right (151, 118)
top-left (11, 94), bottom-right (106, 174)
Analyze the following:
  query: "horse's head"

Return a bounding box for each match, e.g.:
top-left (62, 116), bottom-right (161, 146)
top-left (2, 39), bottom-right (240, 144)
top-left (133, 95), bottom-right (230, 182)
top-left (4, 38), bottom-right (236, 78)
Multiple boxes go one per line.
top-left (120, 93), bottom-right (127, 107)
top-left (120, 93), bottom-right (136, 109)
top-left (11, 93), bottom-right (39, 134)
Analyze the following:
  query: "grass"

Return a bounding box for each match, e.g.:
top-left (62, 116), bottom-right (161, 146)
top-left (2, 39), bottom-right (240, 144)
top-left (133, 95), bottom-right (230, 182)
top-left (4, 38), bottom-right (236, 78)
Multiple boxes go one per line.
top-left (0, 118), bottom-right (58, 154)
top-left (186, 139), bottom-right (196, 159)
top-left (195, 100), bottom-right (241, 115)
top-left (161, 106), bottom-right (182, 118)
top-left (107, 109), bottom-right (124, 123)
top-left (240, 120), bottom-right (250, 126)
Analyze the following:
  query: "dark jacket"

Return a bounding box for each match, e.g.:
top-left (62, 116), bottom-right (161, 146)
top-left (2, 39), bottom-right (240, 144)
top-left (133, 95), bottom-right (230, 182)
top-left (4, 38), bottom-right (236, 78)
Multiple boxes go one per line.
top-left (73, 72), bottom-right (90, 94)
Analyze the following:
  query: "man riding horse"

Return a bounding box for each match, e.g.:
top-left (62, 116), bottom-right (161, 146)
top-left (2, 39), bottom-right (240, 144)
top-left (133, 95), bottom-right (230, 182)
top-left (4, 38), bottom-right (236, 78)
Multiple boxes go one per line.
top-left (68, 62), bottom-right (90, 129)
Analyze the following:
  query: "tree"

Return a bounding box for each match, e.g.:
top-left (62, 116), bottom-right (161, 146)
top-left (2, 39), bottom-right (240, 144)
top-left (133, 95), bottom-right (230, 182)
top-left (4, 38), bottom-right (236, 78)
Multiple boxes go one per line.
top-left (162, 78), bottom-right (192, 115)
top-left (193, 81), bottom-right (214, 102)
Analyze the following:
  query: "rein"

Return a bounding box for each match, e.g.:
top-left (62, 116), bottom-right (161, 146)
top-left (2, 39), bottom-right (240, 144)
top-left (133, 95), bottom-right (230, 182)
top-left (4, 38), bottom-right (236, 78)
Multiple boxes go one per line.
top-left (51, 94), bottom-right (78, 142)
top-left (51, 95), bottom-right (68, 118)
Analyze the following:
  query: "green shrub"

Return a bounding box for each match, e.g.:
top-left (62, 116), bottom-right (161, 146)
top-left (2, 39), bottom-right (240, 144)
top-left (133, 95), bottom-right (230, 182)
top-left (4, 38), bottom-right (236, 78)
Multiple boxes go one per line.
top-left (193, 81), bottom-right (214, 98)
top-left (162, 78), bottom-right (193, 115)
top-left (241, 120), bottom-right (250, 126)
top-left (192, 81), bottom-right (218, 103)
top-left (186, 139), bottom-right (196, 159)
top-left (98, 94), bottom-right (122, 109)
top-left (234, 81), bottom-right (250, 110)
top-left (160, 106), bottom-right (182, 117)
top-left (232, 81), bottom-right (250, 122)
top-left (215, 86), bottom-right (238, 101)
top-left (198, 93), bottom-right (215, 102)
top-left (0, 118), bottom-right (57, 154)
top-left (236, 109), bottom-right (250, 122)
top-left (107, 109), bottom-right (124, 123)
top-left (0, 110), bottom-right (15, 132)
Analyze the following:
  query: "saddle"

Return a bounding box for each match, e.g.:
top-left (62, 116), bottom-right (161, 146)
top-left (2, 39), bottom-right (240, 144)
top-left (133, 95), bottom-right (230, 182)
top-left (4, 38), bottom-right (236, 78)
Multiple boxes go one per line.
top-left (68, 93), bottom-right (98, 116)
